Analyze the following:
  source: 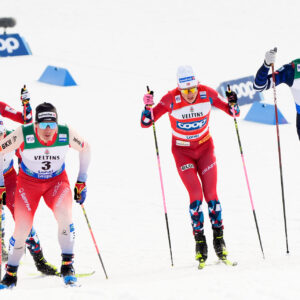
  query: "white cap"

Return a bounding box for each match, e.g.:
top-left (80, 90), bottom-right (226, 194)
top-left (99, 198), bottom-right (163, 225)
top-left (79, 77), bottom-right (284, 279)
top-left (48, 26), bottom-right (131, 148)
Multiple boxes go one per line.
top-left (177, 65), bottom-right (198, 89)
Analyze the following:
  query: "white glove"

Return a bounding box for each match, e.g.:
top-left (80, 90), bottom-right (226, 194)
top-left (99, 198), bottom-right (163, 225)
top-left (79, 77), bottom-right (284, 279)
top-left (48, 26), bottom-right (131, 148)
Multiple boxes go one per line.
top-left (265, 49), bottom-right (276, 66)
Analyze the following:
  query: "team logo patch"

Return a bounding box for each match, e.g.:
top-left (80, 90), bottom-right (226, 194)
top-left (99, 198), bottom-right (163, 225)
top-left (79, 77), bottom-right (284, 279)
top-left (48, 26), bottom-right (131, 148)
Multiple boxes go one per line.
top-left (177, 118), bottom-right (207, 131)
top-left (38, 112), bottom-right (56, 119)
top-left (297, 64), bottom-right (300, 72)
top-left (176, 140), bottom-right (190, 147)
top-left (59, 133), bottom-right (67, 142)
top-left (200, 91), bottom-right (207, 99)
top-left (5, 106), bottom-right (17, 114)
top-left (179, 76), bottom-right (195, 83)
top-left (181, 163), bottom-right (194, 171)
top-left (175, 95), bottom-right (181, 103)
top-left (26, 134), bottom-right (35, 143)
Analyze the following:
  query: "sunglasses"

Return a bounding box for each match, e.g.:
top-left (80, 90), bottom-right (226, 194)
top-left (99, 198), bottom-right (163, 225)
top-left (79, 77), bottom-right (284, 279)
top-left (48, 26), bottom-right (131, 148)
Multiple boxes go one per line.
top-left (38, 122), bottom-right (57, 129)
top-left (181, 87), bottom-right (197, 95)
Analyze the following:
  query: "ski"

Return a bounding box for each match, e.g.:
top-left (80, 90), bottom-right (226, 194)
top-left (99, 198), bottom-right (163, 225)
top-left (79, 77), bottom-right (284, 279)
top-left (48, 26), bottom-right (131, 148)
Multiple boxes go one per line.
top-left (28, 270), bottom-right (95, 278)
top-left (219, 258), bottom-right (238, 267)
top-left (197, 259), bottom-right (237, 269)
top-left (198, 261), bottom-right (206, 269)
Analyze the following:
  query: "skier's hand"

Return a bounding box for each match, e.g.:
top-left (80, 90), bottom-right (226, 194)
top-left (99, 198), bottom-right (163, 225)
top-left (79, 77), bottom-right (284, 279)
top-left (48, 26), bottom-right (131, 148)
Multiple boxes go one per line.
top-left (74, 181), bottom-right (87, 205)
top-left (20, 85), bottom-right (30, 105)
top-left (226, 90), bottom-right (238, 106)
top-left (0, 186), bottom-right (6, 205)
top-left (21, 85), bottom-right (32, 123)
top-left (143, 93), bottom-right (154, 106)
top-left (226, 90), bottom-right (240, 116)
top-left (265, 49), bottom-right (276, 66)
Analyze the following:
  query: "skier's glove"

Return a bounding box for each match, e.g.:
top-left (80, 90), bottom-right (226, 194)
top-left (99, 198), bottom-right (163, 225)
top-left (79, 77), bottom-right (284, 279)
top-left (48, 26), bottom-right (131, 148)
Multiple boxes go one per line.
top-left (0, 186), bottom-right (6, 205)
top-left (21, 85), bottom-right (32, 123)
top-left (265, 49), bottom-right (276, 66)
top-left (74, 181), bottom-right (87, 205)
top-left (226, 90), bottom-right (240, 116)
top-left (143, 93), bottom-right (154, 106)
top-left (20, 85), bottom-right (30, 105)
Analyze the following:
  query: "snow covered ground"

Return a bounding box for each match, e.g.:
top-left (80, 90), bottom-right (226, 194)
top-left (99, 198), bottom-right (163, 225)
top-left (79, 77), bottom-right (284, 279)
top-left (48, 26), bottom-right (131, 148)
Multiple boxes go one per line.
top-left (1, 0), bottom-right (300, 299)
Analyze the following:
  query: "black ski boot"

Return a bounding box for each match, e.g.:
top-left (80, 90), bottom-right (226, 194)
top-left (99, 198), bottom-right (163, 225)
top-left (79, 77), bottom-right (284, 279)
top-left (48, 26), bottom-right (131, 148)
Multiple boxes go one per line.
top-left (213, 227), bottom-right (227, 260)
top-left (61, 254), bottom-right (77, 285)
top-left (30, 250), bottom-right (58, 276)
top-left (194, 231), bottom-right (208, 263)
top-left (0, 265), bottom-right (18, 289)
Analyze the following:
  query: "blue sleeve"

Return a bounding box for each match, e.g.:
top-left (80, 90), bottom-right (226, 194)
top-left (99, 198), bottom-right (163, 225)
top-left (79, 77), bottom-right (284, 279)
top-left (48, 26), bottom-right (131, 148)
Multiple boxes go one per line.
top-left (253, 62), bottom-right (294, 91)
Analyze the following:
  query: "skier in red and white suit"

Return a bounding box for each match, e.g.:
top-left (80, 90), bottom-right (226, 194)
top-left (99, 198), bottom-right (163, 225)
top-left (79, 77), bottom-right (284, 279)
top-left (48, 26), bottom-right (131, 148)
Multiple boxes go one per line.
top-left (141, 66), bottom-right (239, 264)
top-left (0, 102), bottom-right (91, 288)
top-left (0, 88), bottom-right (58, 276)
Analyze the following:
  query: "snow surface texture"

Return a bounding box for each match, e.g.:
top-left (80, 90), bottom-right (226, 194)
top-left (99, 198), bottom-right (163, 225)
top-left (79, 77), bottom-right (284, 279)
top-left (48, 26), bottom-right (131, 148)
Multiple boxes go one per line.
top-left (1, 0), bottom-right (300, 299)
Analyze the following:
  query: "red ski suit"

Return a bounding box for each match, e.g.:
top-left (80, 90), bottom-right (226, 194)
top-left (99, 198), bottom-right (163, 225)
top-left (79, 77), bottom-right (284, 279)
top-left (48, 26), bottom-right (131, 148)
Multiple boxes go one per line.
top-left (141, 85), bottom-right (238, 231)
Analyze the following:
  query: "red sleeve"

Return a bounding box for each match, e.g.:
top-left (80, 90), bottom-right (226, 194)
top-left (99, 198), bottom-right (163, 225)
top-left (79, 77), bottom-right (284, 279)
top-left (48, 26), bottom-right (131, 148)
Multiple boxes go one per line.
top-left (206, 87), bottom-right (240, 117)
top-left (140, 93), bottom-right (173, 128)
top-left (152, 93), bottom-right (173, 122)
top-left (0, 101), bottom-right (25, 124)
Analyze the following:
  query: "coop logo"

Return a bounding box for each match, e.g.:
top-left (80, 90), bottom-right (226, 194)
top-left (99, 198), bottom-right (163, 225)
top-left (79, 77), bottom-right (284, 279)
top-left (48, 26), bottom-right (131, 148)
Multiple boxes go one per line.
top-left (0, 37), bottom-right (19, 53)
top-left (177, 119), bottom-right (207, 131)
top-left (217, 76), bottom-right (263, 106)
top-left (0, 34), bottom-right (31, 57)
top-left (230, 81), bottom-right (255, 99)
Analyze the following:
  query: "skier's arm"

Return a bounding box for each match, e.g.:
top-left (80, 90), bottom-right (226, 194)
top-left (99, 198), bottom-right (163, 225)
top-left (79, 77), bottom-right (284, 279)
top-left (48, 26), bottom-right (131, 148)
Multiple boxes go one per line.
top-left (253, 62), bottom-right (294, 92)
top-left (207, 87), bottom-right (240, 117)
top-left (0, 126), bottom-right (24, 155)
top-left (0, 102), bottom-right (27, 124)
top-left (141, 93), bottom-right (172, 128)
top-left (68, 126), bottom-right (91, 183)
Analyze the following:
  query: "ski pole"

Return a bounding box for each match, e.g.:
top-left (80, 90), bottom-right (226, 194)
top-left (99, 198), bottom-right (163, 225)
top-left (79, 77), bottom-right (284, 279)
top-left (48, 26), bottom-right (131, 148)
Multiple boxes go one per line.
top-left (80, 204), bottom-right (108, 279)
top-left (146, 86), bottom-right (174, 266)
top-left (227, 85), bottom-right (265, 259)
top-left (271, 48), bottom-right (289, 254)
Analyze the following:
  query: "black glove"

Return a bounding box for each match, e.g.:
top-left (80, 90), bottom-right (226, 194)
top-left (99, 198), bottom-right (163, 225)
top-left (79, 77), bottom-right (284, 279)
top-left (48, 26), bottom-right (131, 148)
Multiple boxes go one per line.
top-left (225, 90), bottom-right (238, 106)
top-left (0, 186), bottom-right (6, 205)
top-left (21, 85), bottom-right (30, 105)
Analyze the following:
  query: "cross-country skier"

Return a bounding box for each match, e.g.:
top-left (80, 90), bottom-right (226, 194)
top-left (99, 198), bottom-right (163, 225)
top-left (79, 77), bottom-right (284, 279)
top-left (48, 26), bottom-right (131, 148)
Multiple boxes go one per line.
top-left (141, 65), bottom-right (239, 267)
top-left (0, 87), bottom-right (57, 275)
top-left (0, 102), bottom-right (91, 288)
top-left (253, 49), bottom-right (300, 139)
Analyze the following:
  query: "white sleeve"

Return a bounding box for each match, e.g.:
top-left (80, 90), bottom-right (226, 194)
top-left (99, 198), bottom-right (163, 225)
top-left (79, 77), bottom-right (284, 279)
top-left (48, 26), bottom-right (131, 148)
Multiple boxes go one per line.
top-left (0, 126), bottom-right (24, 155)
top-left (68, 126), bottom-right (91, 182)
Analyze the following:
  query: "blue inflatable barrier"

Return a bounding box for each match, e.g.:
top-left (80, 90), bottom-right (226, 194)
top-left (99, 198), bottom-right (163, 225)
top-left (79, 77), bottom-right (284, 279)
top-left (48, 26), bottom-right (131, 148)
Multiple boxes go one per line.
top-left (244, 102), bottom-right (288, 125)
top-left (38, 66), bottom-right (77, 86)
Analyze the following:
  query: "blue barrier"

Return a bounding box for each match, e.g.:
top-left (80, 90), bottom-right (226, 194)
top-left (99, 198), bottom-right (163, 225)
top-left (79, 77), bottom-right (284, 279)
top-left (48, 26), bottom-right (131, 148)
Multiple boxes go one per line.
top-left (244, 102), bottom-right (288, 125)
top-left (0, 33), bottom-right (31, 57)
top-left (38, 66), bottom-right (77, 86)
top-left (216, 75), bottom-right (263, 106)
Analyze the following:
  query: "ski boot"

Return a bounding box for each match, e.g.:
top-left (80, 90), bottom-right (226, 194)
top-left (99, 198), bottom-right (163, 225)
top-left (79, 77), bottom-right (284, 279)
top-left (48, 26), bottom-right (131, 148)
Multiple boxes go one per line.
top-left (30, 249), bottom-right (58, 276)
top-left (194, 231), bottom-right (208, 269)
top-left (213, 227), bottom-right (227, 260)
top-left (0, 265), bottom-right (18, 289)
top-left (26, 230), bottom-right (58, 276)
top-left (1, 238), bottom-right (8, 262)
top-left (61, 254), bottom-right (77, 286)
